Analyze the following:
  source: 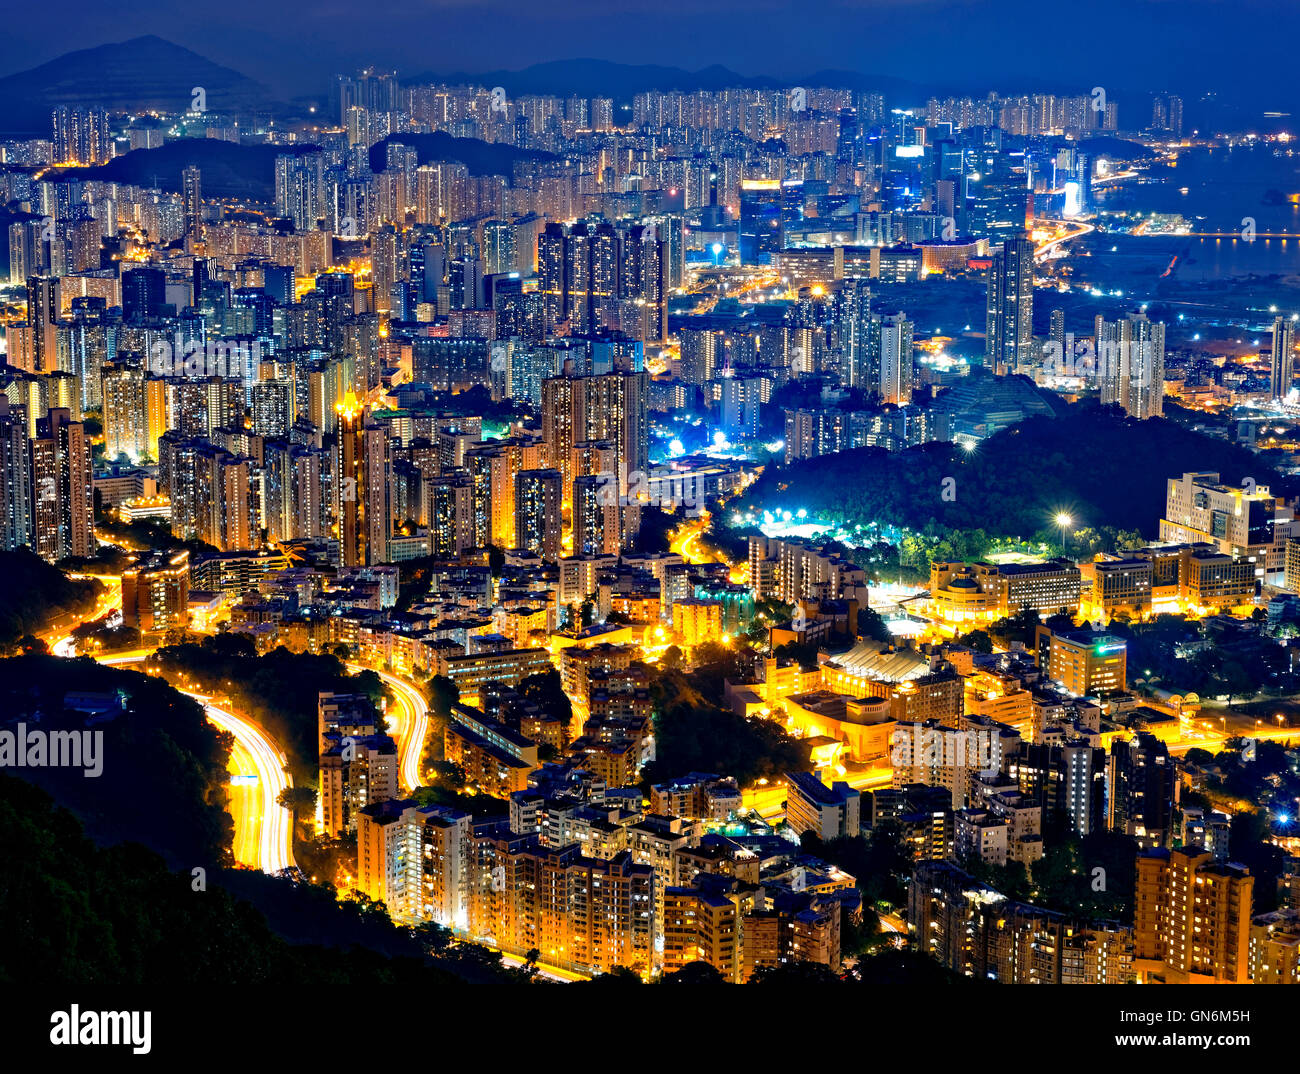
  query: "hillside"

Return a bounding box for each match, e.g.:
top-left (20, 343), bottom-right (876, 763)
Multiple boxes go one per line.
top-left (0, 35), bottom-right (269, 135)
top-left (735, 403), bottom-right (1292, 545)
top-left (52, 138), bottom-right (321, 201)
top-left (369, 131), bottom-right (556, 177)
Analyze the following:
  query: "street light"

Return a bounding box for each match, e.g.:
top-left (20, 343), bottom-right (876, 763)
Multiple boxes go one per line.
top-left (1055, 513), bottom-right (1072, 556)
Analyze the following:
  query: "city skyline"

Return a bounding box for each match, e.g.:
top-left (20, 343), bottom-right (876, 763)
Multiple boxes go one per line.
top-left (2, 8), bottom-right (1300, 1041)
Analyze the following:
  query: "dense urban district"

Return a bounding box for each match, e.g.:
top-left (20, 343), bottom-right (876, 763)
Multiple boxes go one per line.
top-left (3, 37), bottom-right (1300, 988)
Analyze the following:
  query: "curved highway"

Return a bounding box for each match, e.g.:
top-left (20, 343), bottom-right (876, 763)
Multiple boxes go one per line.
top-left (189, 692), bottom-right (296, 875)
top-left (349, 663), bottom-right (429, 792)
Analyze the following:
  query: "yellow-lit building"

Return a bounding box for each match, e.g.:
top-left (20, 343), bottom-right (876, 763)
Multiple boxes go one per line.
top-left (671, 597), bottom-right (724, 648)
top-left (121, 549), bottom-right (189, 632)
top-left (1034, 625), bottom-right (1126, 697)
top-left (1134, 846), bottom-right (1253, 983)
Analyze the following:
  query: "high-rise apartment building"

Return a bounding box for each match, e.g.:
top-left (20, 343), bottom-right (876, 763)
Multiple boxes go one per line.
top-left (1096, 311), bottom-right (1165, 418)
top-left (984, 234), bottom-right (1034, 376)
top-left (1135, 846), bottom-right (1253, 983)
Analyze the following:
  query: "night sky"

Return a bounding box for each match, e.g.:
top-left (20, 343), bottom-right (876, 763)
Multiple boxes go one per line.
top-left (2, 0), bottom-right (1296, 115)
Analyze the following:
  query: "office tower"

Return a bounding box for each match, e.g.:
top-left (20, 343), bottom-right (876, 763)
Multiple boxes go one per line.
top-left (739, 179), bottom-right (783, 265)
top-left (984, 234), bottom-right (1034, 376)
top-left (102, 364), bottom-right (148, 463)
top-left (182, 166), bottom-right (203, 241)
top-left (873, 312), bottom-right (914, 404)
top-left (1160, 471), bottom-right (1292, 580)
top-left (1135, 846), bottom-right (1253, 983)
top-left (1271, 316), bottom-right (1295, 399)
top-left (1107, 733), bottom-right (1175, 850)
top-left (1033, 624), bottom-right (1127, 696)
top-left (26, 276), bottom-right (60, 372)
top-left (1096, 311), bottom-right (1165, 418)
top-left (336, 391), bottom-right (391, 567)
top-left (515, 468), bottom-right (562, 560)
top-left (30, 407), bottom-right (92, 562)
top-left (121, 550), bottom-right (190, 632)
top-left (0, 398), bottom-right (32, 550)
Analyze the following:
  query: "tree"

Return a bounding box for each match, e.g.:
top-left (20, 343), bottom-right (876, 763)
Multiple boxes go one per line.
top-left (427, 675), bottom-right (460, 720)
top-left (277, 786), bottom-right (318, 827)
top-left (750, 961), bottom-right (842, 984)
top-left (659, 961), bottom-right (724, 984)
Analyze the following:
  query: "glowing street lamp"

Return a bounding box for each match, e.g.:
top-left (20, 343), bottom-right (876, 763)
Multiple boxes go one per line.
top-left (1054, 513), bottom-right (1072, 555)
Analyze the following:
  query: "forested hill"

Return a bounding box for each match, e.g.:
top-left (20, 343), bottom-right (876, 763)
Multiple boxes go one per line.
top-left (737, 404), bottom-right (1290, 544)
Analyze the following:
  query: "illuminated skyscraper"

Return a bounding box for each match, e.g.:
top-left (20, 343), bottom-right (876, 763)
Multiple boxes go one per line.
top-left (183, 166), bottom-right (203, 242)
top-left (1096, 311), bottom-right (1165, 419)
top-left (336, 391), bottom-right (390, 567)
top-left (984, 234), bottom-right (1034, 376)
top-left (515, 468), bottom-right (562, 560)
top-left (102, 364), bottom-right (148, 463)
top-left (31, 407), bottom-right (92, 562)
top-left (738, 179), bottom-right (783, 265)
top-left (26, 276), bottom-right (60, 373)
top-left (1271, 315), bottom-right (1295, 400)
top-left (873, 312), bottom-right (914, 405)
top-left (0, 397), bottom-right (32, 550)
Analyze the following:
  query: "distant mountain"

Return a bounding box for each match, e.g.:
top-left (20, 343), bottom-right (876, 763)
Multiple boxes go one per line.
top-left (369, 132), bottom-right (555, 178)
top-left (404, 58), bottom-right (925, 103)
top-left (0, 35), bottom-right (270, 136)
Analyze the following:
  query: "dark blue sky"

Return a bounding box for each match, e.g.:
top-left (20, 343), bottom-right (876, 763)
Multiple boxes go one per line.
top-left (2, 0), bottom-right (1296, 117)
